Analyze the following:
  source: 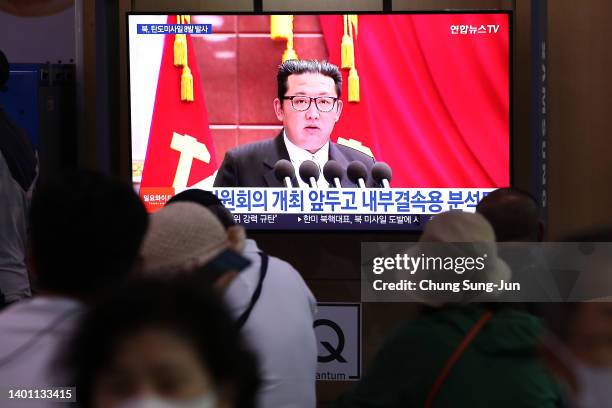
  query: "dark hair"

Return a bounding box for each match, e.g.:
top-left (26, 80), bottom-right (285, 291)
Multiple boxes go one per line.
top-left (277, 59), bottom-right (342, 100)
top-left (61, 277), bottom-right (260, 408)
top-left (476, 187), bottom-right (541, 242)
top-left (29, 170), bottom-right (148, 297)
top-left (0, 50), bottom-right (8, 89)
top-left (167, 189), bottom-right (235, 230)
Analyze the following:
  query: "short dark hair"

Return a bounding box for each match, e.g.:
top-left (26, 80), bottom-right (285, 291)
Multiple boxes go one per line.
top-left (476, 187), bottom-right (541, 242)
top-left (167, 189), bottom-right (236, 230)
top-left (61, 277), bottom-right (260, 408)
top-left (277, 59), bottom-right (342, 100)
top-left (29, 170), bottom-right (148, 296)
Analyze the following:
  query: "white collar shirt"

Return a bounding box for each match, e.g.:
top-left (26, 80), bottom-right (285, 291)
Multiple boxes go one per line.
top-left (283, 131), bottom-right (329, 188)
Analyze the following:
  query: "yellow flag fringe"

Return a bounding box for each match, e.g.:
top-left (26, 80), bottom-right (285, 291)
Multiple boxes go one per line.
top-left (282, 36), bottom-right (299, 62)
top-left (174, 15), bottom-right (187, 67)
top-left (174, 15), bottom-right (194, 102)
top-left (181, 66), bottom-right (194, 102)
top-left (270, 15), bottom-right (293, 40)
top-left (341, 15), bottom-right (354, 69)
top-left (270, 15), bottom-right (298, 62)
top-left (348, 67), bottom-right (360, 102)
top-left (341, 15), bottom-right (359, 102)
top-left (174, 34), bottom-right (187, 67)
top-left (349, 14), bottom-right (358, 37)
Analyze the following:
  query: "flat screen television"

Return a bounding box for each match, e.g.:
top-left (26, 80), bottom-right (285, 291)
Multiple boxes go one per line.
top-left (127, 12), bottom-right (511, 230)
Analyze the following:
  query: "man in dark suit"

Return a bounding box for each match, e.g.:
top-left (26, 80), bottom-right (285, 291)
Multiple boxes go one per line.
top-left (214, 60), bottom-right (376, 188)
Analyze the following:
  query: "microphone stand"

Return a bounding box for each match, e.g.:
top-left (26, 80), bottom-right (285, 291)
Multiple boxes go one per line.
top-left (309, 177), bottom-right (318, 188)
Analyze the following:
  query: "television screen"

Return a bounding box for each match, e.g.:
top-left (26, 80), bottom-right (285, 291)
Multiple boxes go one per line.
top-left (127, 12), bottom-right (511, 230)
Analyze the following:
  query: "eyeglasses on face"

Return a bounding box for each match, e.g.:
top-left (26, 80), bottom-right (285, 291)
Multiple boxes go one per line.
top-left (282, 95), bottom-right (338, 112)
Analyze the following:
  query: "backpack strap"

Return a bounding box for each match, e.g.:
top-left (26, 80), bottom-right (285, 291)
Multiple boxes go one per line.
top-left (235, 251), bottom-right (268, 329)
top-left (424, 310), bottom-right (493, 408)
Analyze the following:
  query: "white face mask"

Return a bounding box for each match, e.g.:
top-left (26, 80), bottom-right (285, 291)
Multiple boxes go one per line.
top-left (115, 393), bottom-right (217, 408)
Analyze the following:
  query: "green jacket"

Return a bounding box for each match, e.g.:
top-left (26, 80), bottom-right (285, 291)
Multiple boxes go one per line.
top-left (336, 306), bottom-right (564, 408)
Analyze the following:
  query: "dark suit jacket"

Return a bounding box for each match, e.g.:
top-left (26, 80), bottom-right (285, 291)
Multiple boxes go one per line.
top-left (213, 132), bottom-right (377, 188)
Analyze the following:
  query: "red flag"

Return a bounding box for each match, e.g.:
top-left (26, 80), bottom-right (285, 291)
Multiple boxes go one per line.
top-left (140, 15), bottom-right (217, 196)
top-left (319, 15), bottom-right (510, 188)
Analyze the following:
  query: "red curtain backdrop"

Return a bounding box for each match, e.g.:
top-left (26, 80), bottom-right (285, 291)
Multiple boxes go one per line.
top-left (319, 14), bottom-right (510, 188)
top-left (140, 15), bottom-right (217, 190)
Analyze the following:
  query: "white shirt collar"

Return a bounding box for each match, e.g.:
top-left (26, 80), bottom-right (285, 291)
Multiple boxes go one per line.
top-left (283, 130), bottom-right (329, 163)
top-left (283, 130), bottom-right (329, 188)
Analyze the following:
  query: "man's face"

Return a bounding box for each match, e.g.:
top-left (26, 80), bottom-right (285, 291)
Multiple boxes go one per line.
top-left (274, 73), bottom-right (343, 153)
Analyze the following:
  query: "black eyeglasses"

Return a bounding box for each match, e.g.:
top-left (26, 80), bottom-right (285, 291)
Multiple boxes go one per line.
top-left (282, 96), bottom-right (338, 112)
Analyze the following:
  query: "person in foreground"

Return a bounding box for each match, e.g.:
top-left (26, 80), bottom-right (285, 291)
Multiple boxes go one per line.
top-left (336, 210), bottom-right (565, 408)
top-left (214, 59), bottom-right (375, 188)
top-left (537, 227), bottom-right (612, 408)
top-left (0, 170), bottom-right (148, 408)
top-left (167, 189), bottom-right (318, 408)
top-left (60, 277), bottom-right (259, 408)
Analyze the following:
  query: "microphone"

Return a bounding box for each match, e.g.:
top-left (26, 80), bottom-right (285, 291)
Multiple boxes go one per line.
top-left (323, 160), bottom-right (343, 188)
top-left (347, 161), bottom-right (368, 189)
top-left (299, 160), bottom-right (320, 188)
top-left (274, 159), bottom-right (295, 188)
top-left (371, 161), bottom-right (393, 188)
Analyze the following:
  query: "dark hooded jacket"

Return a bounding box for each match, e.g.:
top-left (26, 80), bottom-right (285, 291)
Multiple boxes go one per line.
top-left (336, 305), bottom-right (564, 408)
